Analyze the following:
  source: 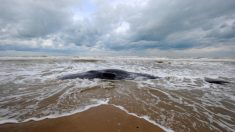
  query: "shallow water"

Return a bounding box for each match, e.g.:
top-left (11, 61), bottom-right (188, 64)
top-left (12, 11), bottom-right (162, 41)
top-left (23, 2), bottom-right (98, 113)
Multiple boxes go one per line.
top-left (0, 57), bottom-right (235, 131)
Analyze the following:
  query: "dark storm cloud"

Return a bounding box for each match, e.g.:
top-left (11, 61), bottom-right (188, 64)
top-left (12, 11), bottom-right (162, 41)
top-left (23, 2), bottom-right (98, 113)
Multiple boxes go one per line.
top-left (0, 0), bottom-right (235, 56)
top-left (0, 0), bottom-right (73, 38)
top-left (127, 0), bottom-right (235, 48)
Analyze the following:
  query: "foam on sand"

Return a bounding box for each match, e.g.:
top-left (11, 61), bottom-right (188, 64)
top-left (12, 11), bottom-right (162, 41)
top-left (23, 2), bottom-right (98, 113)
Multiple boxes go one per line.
top-left (0, 98), bottom-right (109, 124)
top-left (0, 104), bottom-right (166, 132)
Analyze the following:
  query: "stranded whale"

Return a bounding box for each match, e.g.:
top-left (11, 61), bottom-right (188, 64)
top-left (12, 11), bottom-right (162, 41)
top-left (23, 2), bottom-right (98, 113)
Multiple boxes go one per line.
top-left (205, 77), bottom-right (230, 85)
top-left (59, 69), bottom-right (158, 80)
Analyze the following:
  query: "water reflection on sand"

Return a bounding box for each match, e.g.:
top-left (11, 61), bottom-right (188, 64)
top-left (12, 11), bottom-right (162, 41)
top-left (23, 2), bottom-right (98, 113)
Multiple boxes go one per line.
top-left (0, 57), bottom-right (234, 131)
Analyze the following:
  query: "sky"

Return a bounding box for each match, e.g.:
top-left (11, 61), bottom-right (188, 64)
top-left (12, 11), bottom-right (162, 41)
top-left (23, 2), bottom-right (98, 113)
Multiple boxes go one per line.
top-left (0, 0), bottom-right (235, 57)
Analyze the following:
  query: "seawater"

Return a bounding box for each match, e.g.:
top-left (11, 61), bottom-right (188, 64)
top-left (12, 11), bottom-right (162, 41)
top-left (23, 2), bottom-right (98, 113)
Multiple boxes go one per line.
top-left (0, 56), bottom-right (234, 131)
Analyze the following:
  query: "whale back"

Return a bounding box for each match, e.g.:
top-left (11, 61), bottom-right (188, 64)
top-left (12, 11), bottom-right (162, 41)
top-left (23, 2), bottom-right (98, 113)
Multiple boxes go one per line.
top-left (59, 69), bottom-right (158, 80)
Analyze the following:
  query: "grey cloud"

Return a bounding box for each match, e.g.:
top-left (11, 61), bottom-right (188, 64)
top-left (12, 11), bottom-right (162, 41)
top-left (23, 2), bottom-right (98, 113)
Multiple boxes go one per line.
top-left (129, 0), bottom-right (235, 42)
top-left (0, 0), bottom-right (235, 57)
top-left (207, 21), bottom-right (235, 40)
top-left (87, 0), bottom-right (235, 51)
top-left (0, 0), bottom-right (75, 39)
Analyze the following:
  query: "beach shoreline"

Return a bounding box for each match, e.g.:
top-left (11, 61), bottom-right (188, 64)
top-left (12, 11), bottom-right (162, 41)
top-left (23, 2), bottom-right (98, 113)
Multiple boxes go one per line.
top-left (0, 104), bottom-right (164, 132)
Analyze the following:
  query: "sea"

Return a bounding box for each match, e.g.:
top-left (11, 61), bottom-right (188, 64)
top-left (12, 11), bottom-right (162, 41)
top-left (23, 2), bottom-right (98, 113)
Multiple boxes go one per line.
top-left (0, 56), bottom-right (234, 131)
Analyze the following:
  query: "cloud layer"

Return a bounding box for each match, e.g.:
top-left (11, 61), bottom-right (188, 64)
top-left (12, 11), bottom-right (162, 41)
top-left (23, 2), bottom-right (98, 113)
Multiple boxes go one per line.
top-left (0, 0), bottom-right (235, 57)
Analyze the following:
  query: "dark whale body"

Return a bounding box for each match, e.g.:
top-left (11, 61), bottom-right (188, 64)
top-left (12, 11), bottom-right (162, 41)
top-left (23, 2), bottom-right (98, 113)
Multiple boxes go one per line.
top-left (59, 69), bottom-right (158, 80)
top-left (205, 77), bottom-right (230, 85)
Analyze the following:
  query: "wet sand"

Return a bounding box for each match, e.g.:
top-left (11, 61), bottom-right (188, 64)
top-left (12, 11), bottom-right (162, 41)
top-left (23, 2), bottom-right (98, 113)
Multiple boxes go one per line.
top-left (0, 105), bottom-right (163, 132)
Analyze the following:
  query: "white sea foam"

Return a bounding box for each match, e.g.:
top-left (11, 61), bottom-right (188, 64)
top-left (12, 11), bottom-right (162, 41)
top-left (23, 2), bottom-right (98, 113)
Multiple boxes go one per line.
top-left (0, 98), bottom-right (174, 132)
top-left (0, 98), bottom-right (109, 124)
top-left (111, 104), bottom-right (174, 132)
top-left (1, 57), bottom-right (235, 84)
top-left (0, 119), bottom-right (18, 124)
top-left (0, 57), bottom-right (234, 131)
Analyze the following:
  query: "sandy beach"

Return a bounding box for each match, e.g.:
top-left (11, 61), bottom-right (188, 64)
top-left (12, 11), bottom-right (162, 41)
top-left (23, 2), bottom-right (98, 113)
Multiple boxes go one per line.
top-left (0, 104), bottom-right (163, 132)
top-left (0, 58), bottom-right (235, 131)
